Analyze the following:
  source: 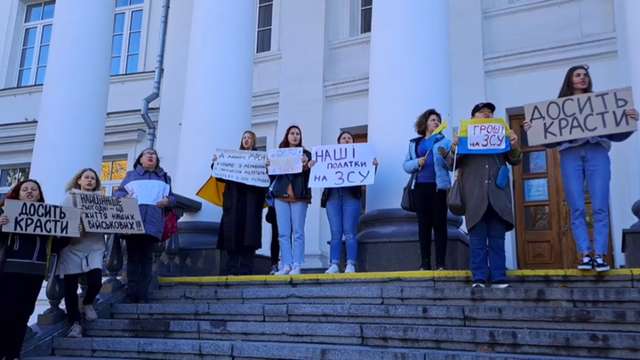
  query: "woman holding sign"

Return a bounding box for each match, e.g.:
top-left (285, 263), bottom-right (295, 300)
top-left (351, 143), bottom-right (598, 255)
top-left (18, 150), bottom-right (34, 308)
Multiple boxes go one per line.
top-left (314, 131), bottom-right (378, 274)
top-left (0, 179), bottom-right (52, 359)
top-left (445, 103), bottom-right (522, 288)
top-left (114, 148), bottom-right (175, 303)
top-left (57, 168), bottom-right (105, 337)
top-left (270, 125), bottom-right (312, 275)
top-left (523, 65), bottom-right (638, 271)
top-left (403, 109), bottom-right (452, 270)
top-left (211, 130), bottom-right (268, 275)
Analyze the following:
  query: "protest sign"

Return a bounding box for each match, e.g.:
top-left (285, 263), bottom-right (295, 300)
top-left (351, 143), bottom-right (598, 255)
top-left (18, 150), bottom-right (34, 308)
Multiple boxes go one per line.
top-left (309, 143), bottom-right (376, 188)
top-left (267, 148), bottom-right (303, 175)
top-left (73, 193), bottom-right (145, 234)
top-left (524, 87), bottom-right (636, 146)
top-left (458, 118), bottom-right (511, 154)
top-left (2, 199), bottom-right (81, 237)
top-left (211, 149), bottom-right (269, 187)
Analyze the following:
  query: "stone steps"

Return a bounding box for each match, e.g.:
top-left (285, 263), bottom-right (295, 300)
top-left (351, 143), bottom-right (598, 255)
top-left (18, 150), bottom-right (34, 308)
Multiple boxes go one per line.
top-left (110, 303), bottom-right (640, 332)
top-left (51, 337), bottom-right (610, 360)
top-left (148, 283), bottom-right (640, 308)
top-left (77, 318), bottom-right (640, 359)
top-left (45, 271), bottom-right (640, 359)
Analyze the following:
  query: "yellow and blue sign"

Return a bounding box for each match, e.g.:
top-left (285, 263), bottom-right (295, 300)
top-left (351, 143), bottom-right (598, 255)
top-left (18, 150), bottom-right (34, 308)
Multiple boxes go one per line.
top-left (457, 118), bottom-right (511, 154)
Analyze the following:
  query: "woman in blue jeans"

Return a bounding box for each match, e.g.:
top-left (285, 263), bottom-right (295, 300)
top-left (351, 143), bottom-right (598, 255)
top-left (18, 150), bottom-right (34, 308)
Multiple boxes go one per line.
top-left (270, 125), bottom-right (312, 275)
top-left (313, 131), bottom-right (378, 274)
top-left (524, 65), bottom-right (638, 271)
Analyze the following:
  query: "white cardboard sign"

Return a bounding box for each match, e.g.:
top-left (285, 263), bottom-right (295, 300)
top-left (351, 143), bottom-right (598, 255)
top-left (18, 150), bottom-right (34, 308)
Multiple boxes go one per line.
top-left (309, 143), bottom-right (376, 188)
top-left (212, 149), bottom-right (269, 187)
top-left (267, 148), bottom-right (303, 175)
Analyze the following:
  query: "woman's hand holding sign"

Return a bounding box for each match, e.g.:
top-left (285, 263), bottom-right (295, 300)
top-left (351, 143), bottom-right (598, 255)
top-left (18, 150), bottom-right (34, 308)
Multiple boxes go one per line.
top-left (509, 130), bottom-right (519, 147)
top-left (626, 108), bottom-right (638, 121)
top-left (0, 214), bottom-right (8, 226)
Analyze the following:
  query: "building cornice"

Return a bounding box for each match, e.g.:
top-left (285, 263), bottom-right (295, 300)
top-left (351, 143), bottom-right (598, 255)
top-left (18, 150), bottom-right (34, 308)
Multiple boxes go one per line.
top-left (484, 34), bottom-right (617, 75)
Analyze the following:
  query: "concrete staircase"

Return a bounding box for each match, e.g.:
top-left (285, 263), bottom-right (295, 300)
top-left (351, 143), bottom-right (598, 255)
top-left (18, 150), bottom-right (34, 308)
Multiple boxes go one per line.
top-left (38, 270), bottom-right (640, 359)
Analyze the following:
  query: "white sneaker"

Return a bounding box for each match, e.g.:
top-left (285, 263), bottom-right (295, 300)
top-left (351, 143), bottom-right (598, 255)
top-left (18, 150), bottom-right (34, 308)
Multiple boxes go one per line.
top-left (83, 304), bottom-right (98, 321)
top-left (290, 265), bottom-right (302, 275)
top-left (274, 265), bottom-right (291, 275)
top-left (67, 322), bottom-right (83, 338)
top-left (344, 264), bottom-right (356, 273)
top-left (325, 264), bottom-right (339, 274)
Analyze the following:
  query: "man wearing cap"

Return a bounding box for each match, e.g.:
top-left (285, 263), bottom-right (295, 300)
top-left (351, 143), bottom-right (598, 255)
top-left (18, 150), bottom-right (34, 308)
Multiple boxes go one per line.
top-left (444, 102), bottom-right (522, 288)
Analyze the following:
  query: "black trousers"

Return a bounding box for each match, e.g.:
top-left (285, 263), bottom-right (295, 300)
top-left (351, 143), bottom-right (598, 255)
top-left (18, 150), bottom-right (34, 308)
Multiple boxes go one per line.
top-left (415, 183), bottom-right (449, 269)
top-left (270, 221), bottom-right (279, 267)
top-left (267, 206), bottom-right (279, 267)
top-left (0, 272), bottom-right (44, 359)
top-left (225, 249), bottom-right (255, 276)
top-left (63, 268), bottom-right (102, 323)
top-left (125, 235), bottom-right (155, 302)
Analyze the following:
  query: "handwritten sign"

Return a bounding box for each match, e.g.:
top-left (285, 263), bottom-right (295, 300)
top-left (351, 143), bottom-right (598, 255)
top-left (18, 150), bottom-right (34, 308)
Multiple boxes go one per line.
top-left (74, 193), bottom-right (145, 234)
top-left (458, 118), bottom-right (511, 154)
top-left (267, 148), bottom-right (303, 175)
top-left (524, 87), bottom-right (636, 146)
top-left (212, 149), bottom-right (269, 187)
top-left (468, 123), bottom-right (506, 151)
top-left (309, 143), bottom-right (376, 188)
top-left (2, 199), bottom-right (81, 237)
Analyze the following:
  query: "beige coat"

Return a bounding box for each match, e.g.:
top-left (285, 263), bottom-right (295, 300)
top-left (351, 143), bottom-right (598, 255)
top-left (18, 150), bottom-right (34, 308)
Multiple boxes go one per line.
top-left (56, 190), bottom-right (106, 277)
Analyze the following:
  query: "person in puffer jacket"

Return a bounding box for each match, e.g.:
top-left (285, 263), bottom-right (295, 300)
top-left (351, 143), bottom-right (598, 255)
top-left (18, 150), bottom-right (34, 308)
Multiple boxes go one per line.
top-left (0, 179), bottom-right (54, 360)
top-left (114, 148), bottom-right (175, 303)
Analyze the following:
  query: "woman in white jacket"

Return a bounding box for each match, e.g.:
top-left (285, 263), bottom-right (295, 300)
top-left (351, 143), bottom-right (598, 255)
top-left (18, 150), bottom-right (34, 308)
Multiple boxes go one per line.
top-left (57, 168), bottom-right (105, 338)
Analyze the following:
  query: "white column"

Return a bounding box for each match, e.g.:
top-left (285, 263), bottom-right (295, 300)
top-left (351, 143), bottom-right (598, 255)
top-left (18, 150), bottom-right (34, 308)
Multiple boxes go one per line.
top-left (366, 0), bottom-right (450, 210)
top-left (610, 0), bottom-right (640, 266)
top-left (173, 0), bottom-right (256, 221)
top-left (624, 0), bottom-right (640, 115)
top-left (30, 0), bottom-right (113, 204)
top-left (277, 0), bottom-right (326, 267)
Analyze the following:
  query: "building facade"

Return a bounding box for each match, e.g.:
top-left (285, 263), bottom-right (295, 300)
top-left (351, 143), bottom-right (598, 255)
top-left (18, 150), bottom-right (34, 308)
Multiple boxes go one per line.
top-left (0, 0), bottom-right (639, 270)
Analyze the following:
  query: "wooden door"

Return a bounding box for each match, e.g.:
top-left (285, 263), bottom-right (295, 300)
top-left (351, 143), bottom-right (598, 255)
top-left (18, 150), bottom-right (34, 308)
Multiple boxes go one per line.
top-left (510, 112), bottom-right (613, 269)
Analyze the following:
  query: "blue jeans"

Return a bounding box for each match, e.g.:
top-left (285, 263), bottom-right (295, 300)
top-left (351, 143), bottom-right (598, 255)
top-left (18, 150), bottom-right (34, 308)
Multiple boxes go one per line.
top-left (560, 142), bottom-right (610, 255)
top-left (325, 188), bottom-right (361, 265)
top-left (468, 206), bottom-right (507, 283)
top-left (274, 199), bottom-right (308, 267)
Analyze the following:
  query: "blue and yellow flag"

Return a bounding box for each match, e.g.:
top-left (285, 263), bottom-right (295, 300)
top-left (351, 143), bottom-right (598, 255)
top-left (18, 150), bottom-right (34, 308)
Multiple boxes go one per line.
top-left (457, 118), bottom-right (511, 154)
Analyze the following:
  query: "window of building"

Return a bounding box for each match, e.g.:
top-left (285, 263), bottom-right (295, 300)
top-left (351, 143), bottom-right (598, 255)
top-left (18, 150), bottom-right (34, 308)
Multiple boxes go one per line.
top-left (360, 0), bottom-right (372, 34)
top-left (17, 1), bottom-right (55, 87)
top-left (255, 136), bottom-right (267, 152)
top-left (101, 157), bottom-right (128, 195)
top-left (0, 165), bottom-right (31, 199)
top-left (256, 0), bottom-right (273, 53)
top-left (111, 0), bottom-right (144, 75)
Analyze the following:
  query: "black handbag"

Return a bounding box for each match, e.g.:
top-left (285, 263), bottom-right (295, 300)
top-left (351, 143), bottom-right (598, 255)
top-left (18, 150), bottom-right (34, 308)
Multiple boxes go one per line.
top-left (401, 172), bottom-right (417, 212)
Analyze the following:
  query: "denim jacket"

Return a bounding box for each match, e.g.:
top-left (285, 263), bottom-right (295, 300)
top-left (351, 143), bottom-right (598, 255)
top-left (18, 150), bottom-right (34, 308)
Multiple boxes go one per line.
top-left (403, 135), bottom-right (452, 191)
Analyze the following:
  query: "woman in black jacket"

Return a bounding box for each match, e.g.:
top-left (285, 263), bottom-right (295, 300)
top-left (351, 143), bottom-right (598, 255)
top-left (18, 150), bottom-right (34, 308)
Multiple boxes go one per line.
top-left (0, 179), bottom-right (52, 360)
top-left (212, 130), bottom-right (268, 275)
top-left (271, 125), bottom-right (312, 275)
